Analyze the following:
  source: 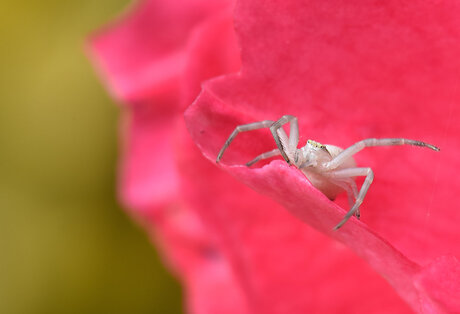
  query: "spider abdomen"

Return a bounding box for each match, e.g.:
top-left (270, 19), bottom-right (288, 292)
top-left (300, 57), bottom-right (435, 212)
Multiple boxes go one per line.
top-left (300, 144), bottom-right (356, 200)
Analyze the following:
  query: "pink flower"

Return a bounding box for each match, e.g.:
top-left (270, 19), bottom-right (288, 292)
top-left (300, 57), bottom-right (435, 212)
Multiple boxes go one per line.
top-left (89, 0), bottom-right (460, 313)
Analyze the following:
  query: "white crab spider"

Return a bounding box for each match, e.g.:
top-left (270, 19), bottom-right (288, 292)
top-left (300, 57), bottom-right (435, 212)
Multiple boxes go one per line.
top-left (216, 115), bottom-right (440, 230)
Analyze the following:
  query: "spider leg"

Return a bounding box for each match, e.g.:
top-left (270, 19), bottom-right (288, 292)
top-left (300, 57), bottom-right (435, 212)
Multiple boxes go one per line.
top-left (269, 115), bottom-right (299, 164)
top-left (331, 178), bottom-right (360, 218)
top-left (331, 180), bottom-right (355, 206)
top-left (246, 148), bottom-right (281, 167)
top-left (346, 178), bottom-right (360, 218)
top-left (326, 167), bottom-right (374, 230)
top-left (325, 138), bottom-right (440, 170)
top-left (347, 178), bottom-right (359, 199)
top-left (216, 120), bottom-right (274, 163)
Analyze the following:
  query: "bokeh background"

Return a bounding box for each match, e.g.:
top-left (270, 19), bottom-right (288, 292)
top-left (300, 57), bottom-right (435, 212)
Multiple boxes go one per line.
top-left (0, 1), bottom-right (182, 313)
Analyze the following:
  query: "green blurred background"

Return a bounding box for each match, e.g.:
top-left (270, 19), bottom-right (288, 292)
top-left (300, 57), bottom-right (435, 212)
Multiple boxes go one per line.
top-left (0, 1), bottom-right (182, 313)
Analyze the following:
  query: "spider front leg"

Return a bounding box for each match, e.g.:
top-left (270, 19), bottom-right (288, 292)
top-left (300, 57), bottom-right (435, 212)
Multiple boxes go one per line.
top-left (327, 167), bottom-right (374, 230)
top-left (325, 138), bottom-right (440, 170)
top-left (217, 115), bottom-right (300, 166)
top-left (269, 115), bottom-right (299, 164)
top-left (216, 120), bottom-right (274, 163)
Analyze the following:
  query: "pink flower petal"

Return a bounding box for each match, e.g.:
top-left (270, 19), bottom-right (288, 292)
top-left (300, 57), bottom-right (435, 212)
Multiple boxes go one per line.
top-left (416, 256), bottom-right (460, 313)
top-left (176, 121), bottom-right (412, 313)
top-left (90, 0), bottom-right (460, 312)
top-left (89, 0), bottom-right (235, 213)
top-left (144, 200), bottom-right (250, 314)
top-left (185, 0), bottom-right (460, 312)
top-left (118, 108), bottom-right (180, 212)
top-left (178, 14), bottom-right (411, 313)
top-left (90, 2), bottom-right (250, 313)
top-left (89, 0), bottom-right (231, 105)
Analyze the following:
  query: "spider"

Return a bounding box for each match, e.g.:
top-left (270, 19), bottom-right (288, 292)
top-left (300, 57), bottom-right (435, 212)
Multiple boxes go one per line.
top-left (216, 115), bottom-right (440, 230)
